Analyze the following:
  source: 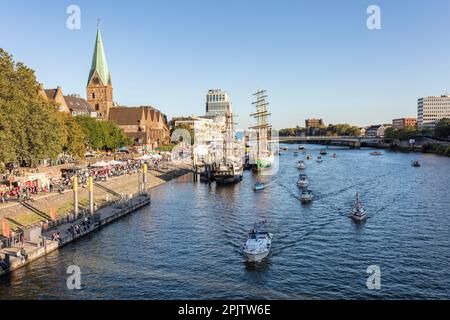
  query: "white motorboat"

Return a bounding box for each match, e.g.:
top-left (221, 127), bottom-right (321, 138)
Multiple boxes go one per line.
top-left (243, 221), bottom-right (272, 262)
top-left (299, 145), bottom-right (305, 150)
top-left (300, 190), bottom-right (314, 203)
top-left (316, 156), bottom-right (323, 163)
top-left (351, 193), bottom-right (367, 222)
top-left (297, 160), bottom-right (306, 170)
top-left (297, 174), bottom-right (309, 188)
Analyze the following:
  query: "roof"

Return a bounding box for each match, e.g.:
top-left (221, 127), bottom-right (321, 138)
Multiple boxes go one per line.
top-left (108, 107), bottom-right (145, 125)
top-left (64, 95), bottom-right (94, 113)
top-left (88, 28), bottom-right (111, 86)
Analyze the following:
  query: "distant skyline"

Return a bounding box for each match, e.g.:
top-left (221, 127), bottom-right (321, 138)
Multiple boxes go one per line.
top-left (1, 0), bottom-right (450, 129)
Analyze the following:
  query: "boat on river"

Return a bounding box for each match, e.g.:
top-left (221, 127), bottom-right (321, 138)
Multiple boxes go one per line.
top-left (411, 160), bottom-right (420, 167)
top-left (316, 156), bottom-right (323, 163)
top-left (299, 145), bottom-right (305, 150)
top-left (320, 149), bottom-right (328, 155)
top-left (301, 190), bottom-right (314, 203)
top-left (254, 181), bottom-right (266, 191)
top-left (351, 193), bottom-right (367, 222)
top-left (243, 221), bottom-right (272, 262)
top-left (370, 151), bottom-right (383, 156)
top-left (306, 155), bottom-right (313, 160)
top-left (297, 160), bottom-right (306, 170)
top-left (297, 174), bottom-right (308, 188)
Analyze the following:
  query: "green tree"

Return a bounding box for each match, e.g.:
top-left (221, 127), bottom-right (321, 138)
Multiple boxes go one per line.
top-left (0, 48), bottom-right (64, 168)
top-left (59, 112), bottom-right (86, 158)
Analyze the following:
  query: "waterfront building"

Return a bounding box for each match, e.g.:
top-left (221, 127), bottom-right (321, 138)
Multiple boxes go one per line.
top-left (109, 106), bottom-right (170, 150)
top-left (86, 25), bottom-right (114, 119)
top-left (392, 117), bottom-right (417, 130)
top-left (305, 118), bottom-right (324, 136)
top-left (417, 95), bottom-right (450, 129)
top-left (172, 116), bottom-right (225, 146)
top-left (365, 124), bottom-right (389, 137)
top-left (39, 85), bottom-right (96, 117)
top-left (205, 89), bottom-right (232, 118)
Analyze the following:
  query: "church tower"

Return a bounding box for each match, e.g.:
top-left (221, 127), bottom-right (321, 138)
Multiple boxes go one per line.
top-left (87, 23), bottom-right (113, 119)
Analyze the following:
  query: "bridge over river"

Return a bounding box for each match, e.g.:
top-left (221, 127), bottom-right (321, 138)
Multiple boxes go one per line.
top-left (277, 136), bottom-right (392, 148)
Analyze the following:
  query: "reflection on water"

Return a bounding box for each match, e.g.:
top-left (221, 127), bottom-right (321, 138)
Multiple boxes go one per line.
top-left (0, 145), bottom-right (449, 300)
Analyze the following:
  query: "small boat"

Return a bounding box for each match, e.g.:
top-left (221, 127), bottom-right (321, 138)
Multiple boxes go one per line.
top-left (351, 193), bottom-right (367, 222)
top-left (299, 145), bottom-right (305, 150)
top-left (297, 174), bottom-right (308, 188)
top-left (320, 149), bottom-right (328, 155)
top-left (281, 146), bottom-right (289, 151)
top-left (306, 155), bottom-right (313, 160)
top-left (316, 156), bottom-right (323, 163)
top-left (300, 190), bottom-right (314, 203)
top-left (243, 221), bottom-right (273, 262)
top-left (331, 153), bottom-right (337, 158)
top-left (370, 151), bottom-right (383, 156)
top-left (411, 160), bottom-right (420, 167)
top-left (254, 181), bottom-right (266, 191)
top-left (297, 160), bottom-right (306, 170)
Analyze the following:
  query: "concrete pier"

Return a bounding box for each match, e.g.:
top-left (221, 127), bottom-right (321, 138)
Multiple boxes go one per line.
top-left (0, 192), bottom-right (151, 277)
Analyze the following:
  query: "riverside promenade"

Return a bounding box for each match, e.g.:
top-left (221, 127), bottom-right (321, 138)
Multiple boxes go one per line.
top-left (0, 192), bottom-right (150, 277)
top-left (0, 161), bottom-right (193, 278)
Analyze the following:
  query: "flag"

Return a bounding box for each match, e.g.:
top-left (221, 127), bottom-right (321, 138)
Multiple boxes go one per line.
top-left (2, 218), bottom-right (11, 238)
top-left (50, 208), bottom-right (57, 220)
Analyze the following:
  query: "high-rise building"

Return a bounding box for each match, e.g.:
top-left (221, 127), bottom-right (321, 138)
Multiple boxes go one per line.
top-left (86, 25), bottom-right (113, 119)
top-left (305, 118), bottom-right (324, 129)
top-left (418, 95), bottom-right (450, 129)
top-left (205, 89), bottom-right (232, 117)
top-left (392, 118), bottom-right (417, 130)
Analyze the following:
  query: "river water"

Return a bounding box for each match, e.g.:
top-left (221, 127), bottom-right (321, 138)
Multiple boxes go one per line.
top-left (1, 145), bottom-right (449, 300)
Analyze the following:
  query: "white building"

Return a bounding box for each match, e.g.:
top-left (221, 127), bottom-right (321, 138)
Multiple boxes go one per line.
top-left (418, 95), bottom-right (450, 129)
top-left (205, 89), bottom-right (232, 117)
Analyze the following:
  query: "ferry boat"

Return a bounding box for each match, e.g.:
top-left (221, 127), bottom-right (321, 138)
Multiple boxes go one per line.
top-left (351, 193), bottom-right (367, 222)
top-left (301, 190), bottom-right (314, 203)
top-left (243, 221), bottom-right (273, 262)
top-left (297, 160), bottom-right (306, 170)
top-left (316, 156), bottom-right (323, 163)
top-left (370, 151), bottom-right (383, 156)
top-left (214, 160), bottom-right (243, 184)
top-left (297, 174), bottom-right (308, 188)
top-left (320, 149), bottom-right (328, 155)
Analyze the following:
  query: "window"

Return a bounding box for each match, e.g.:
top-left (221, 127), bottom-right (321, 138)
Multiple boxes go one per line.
top-left (95, 104), bottom-right (100, 111)
top-left (92, 93), bottom-right (95, 99)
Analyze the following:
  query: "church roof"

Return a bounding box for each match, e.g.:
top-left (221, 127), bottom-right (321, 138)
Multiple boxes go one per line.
top-left (64, 95), bottom-right (94, 113)
top-left (108, 107), bottom-right (145, 125)
top-left (88, 27), bottom-right (111, 86)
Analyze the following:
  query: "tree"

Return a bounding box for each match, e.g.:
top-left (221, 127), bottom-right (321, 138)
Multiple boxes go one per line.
top-left (59, 112), bottom-right (86, 158)
top-left (75, 115), bottom-right (132, 150)
top-left (434, 118), bottom-right (450, 139)
top-left (0, 48), bottom-right (64, 168)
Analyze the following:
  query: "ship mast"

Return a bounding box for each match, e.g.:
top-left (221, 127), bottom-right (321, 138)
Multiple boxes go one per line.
top-left (249, 90), bottom-right (272, 159)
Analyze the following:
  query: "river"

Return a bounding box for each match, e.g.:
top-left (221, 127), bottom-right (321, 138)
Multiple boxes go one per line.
top-left (1, 145), bottom-right (449, 299)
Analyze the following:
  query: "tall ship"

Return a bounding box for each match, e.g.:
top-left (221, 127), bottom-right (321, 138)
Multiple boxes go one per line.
top-left (249, 90), bottom-right (274, 171)
top-left (213, 107), bottom-right (243, 184)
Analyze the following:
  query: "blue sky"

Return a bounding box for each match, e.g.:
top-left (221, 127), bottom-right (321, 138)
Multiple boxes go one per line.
top-left (1, 0), bottom-right (450, 129)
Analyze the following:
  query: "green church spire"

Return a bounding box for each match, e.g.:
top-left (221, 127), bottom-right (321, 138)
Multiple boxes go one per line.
top-left (88, 22), bottom-right (111, 86)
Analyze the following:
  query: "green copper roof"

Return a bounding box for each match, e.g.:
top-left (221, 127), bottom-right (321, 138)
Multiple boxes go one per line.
top-left (88, 28), bottom-right (111, 85)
